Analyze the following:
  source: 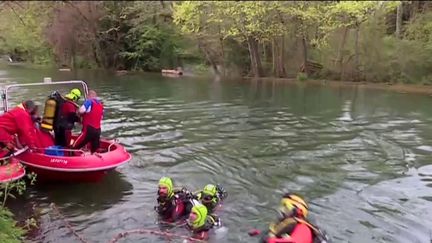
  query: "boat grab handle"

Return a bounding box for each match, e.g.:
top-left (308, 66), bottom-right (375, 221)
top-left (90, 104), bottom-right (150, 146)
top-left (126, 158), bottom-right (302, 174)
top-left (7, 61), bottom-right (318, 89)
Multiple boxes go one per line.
top-left (107, 138), bottom-right (119, 152)
top-left (32, 147), bottom-right (86, 155)
top-left (0, 146), bottom-right (29, 162)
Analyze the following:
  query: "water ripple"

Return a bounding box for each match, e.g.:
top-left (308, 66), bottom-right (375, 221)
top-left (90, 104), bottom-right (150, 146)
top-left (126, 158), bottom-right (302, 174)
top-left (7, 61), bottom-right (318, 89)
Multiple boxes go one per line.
top-left (4, 69), bottom-right (431, 243)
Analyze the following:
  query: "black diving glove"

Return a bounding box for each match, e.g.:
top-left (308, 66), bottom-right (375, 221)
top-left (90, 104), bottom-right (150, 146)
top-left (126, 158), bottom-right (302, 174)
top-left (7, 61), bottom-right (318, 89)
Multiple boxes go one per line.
top-left (216, 184), bottom-right (227, 200)
top-left (179, 187), bottom-right (194, 199)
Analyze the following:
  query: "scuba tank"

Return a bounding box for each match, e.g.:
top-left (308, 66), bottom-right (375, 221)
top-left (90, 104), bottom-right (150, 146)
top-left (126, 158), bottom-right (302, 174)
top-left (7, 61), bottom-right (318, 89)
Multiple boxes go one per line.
top-left (40, 98), bottom-right (57, 131)
top-left (41, 91), bottom-right (64, 132)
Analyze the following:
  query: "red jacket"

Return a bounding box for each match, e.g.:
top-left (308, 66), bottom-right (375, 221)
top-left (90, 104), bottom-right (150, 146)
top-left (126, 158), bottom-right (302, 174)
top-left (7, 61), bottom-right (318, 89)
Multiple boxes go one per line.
top-left (267, 224), bottom-right (313, 243)
top-left (81, 99), bottom-right (104, 129)
top-left (0, 105), bottom-right (41, 148)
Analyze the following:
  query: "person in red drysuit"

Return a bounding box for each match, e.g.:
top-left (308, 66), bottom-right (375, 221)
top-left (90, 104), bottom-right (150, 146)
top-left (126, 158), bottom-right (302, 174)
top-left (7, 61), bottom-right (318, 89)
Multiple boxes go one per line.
top-left (256, 193), bottom-right (329, 243)
top-left (54, 89), bottom-right (81, 147)
top-left (72, 90), bottom-right (104, 153)
top-left (0, 100), bottom-right (41, 157)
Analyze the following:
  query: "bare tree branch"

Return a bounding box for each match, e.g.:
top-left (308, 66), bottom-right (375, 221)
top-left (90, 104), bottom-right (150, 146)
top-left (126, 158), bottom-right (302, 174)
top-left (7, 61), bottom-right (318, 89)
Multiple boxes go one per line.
top-left (63, 1), bottom-right (91, 23)
top-left (8, 4), bottom-right (27, 27)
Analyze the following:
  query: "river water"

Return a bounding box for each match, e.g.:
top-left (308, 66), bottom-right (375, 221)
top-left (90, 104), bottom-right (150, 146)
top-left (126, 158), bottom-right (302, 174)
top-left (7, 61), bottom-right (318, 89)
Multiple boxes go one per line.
top-left (1, 64), bottom-right (432, 243)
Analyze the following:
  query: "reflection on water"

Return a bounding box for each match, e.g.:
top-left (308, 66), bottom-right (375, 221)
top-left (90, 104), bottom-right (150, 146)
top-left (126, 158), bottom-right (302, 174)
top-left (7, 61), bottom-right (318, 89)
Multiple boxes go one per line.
top-left (2, 64), bottom-right (432, 242)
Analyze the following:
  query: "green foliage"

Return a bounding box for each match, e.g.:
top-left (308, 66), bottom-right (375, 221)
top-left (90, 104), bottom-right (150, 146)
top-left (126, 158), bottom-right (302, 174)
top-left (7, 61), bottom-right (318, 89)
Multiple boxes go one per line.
top-left (173, 1), bottom-right (206, 35)
top-left (74, 56), bottom-right (98, 69)
top-left (120, 25), bottom-right (181, 71)
top-left (0, 2), bottom-right (54, 64)
top-left (0, 172), bottom-right (36, 207)
top-left (0, 208), bottom-right (24, 243)
top-left (382, 37), bottom-right (432, 83)
top-left (318, 9), bottom-right (432, 84)
top-left (405, 11), bottom-right (432, 43)
top-left (297, 72), bottom-right (308, 82)
top-left (0, 172), bottom-right (36, 243)
top-left (116, 1), bottom-right (191, 71)
top-left (224, 38), bottom-right (250, 75)
top-left (1, 1), bottom-right (432, 83)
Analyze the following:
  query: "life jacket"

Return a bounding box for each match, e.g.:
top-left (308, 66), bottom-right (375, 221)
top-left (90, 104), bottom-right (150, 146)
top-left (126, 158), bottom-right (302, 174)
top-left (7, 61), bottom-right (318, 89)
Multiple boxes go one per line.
top-left (267, 217), bottom-right (329, 243)
top-left (156, 190), bottom-right (191, 222)
top-left (82, 99), bottom-right (103, 129)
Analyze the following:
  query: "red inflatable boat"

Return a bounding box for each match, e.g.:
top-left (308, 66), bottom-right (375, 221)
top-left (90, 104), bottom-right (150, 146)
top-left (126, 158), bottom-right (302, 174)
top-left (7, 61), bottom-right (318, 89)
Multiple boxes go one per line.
top-left (16, 136), bottom-right (131, 183)
top-left (0, 158), bottom-right (26, 183)
top-left (1, 80), bottom-right (132, 183)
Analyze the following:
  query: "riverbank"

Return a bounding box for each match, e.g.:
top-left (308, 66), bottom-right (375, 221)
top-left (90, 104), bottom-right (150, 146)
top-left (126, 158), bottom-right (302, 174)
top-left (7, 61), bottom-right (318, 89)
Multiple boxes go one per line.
top-left (4, 60), bottom-right (432, 96)
top-left (0, 207), bottom-right (25, 242)
top-left (245, 77), bottom-right (432, 96)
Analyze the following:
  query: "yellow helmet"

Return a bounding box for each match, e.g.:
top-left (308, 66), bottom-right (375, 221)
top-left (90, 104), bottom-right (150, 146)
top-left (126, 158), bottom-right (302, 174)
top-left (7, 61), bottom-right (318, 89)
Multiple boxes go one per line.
top-left (189, 202), bottom-right (208, 229)
top-left (66, 88), bottom-right (82, 101)
top-left (279, 194), bottom-right (309, 218)
top-left (203, 184), bottom-right (217, 197)
top-left (71, 88), bottom-right (82, 98)
top-left (158, 176), bottom-right (174, 198)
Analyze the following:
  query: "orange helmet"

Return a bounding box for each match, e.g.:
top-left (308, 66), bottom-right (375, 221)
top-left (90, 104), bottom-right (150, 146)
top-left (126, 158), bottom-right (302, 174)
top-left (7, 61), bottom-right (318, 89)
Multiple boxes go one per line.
top-left (279, 193), bottom-right (309, 218)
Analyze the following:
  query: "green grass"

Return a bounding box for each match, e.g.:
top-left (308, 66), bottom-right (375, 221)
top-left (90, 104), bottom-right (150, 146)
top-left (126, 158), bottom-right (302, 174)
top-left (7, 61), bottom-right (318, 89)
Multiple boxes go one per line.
top-left (0, 208), bottom-right (25, 243)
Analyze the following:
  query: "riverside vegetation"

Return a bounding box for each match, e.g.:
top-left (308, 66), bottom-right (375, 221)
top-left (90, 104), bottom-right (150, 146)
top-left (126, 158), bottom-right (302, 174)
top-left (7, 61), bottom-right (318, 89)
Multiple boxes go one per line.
top-left (1, 1), bottom-right (432, 84)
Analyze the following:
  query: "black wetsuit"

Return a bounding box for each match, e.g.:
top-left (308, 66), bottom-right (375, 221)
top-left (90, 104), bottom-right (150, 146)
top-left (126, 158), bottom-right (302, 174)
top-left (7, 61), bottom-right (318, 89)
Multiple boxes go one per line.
top-left (155, 189), bottom-right (193, 222)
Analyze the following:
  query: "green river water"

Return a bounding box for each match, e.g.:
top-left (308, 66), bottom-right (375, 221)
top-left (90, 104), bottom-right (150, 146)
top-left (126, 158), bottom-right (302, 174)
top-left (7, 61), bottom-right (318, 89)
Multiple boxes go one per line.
top-left (1, 64), bottom-right (432, 243)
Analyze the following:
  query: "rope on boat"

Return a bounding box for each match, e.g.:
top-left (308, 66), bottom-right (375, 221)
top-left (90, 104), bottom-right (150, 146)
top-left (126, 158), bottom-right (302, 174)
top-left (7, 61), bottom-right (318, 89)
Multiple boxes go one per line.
top-left (109, 228), bottom-right (205, 243)
top-left (49, 203), bottom-right (90, 243)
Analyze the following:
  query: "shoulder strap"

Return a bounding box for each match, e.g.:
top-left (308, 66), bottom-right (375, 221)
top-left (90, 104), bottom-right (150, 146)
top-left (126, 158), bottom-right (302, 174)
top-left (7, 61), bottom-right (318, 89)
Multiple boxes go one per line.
top-left (269, 217), bottom-right (298, 236)
top-left (294, 218), bottom-right (319, 233)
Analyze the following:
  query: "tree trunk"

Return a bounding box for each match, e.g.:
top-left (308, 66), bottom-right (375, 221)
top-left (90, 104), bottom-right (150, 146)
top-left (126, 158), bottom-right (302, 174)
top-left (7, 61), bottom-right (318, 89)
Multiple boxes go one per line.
top-left (219, 37), bottom-right (226, 76)
top-left (92, 44), bottom-right (101, 68)
top-left (410, 1), bottom-right (419, 20)
top-left (273, 36), bottom-right (286, 78)
top-left (272, 38), bottom-right (277, 76)
top-left (337, 27), bottom-right (349, 80)
top-left (278, 36), bottom-right (286, 78)
top-left (354, 24), bottom-right (360, 81)
top-left (71, 39), bottom-right (76, 69)
top-left (198, 40), bottom-right (220, 75)
top-left (396, 2), bottom-right (402, 39)
top-left (301, 35), bottom-right (308, 75)
top-left (247, 36), bottom-right (263, 77)
top-left (217, 25), bottom-right (226, 76)
top-left (247, 37), bottom-right (256, 77)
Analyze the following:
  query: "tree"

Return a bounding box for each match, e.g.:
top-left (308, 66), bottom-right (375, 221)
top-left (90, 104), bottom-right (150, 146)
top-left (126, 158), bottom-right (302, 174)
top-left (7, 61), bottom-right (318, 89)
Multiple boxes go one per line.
top-left (98, 1), bottom-right (133, 69)
top-left (279, 2), bottom-right (329, 76)
top-left (214, 2), bottom-right (271, 77)
top-left (173, 1), bottom-right (224, 75)
top-left (0, 2), bottom-right (54, 63)
top-left (45, 1), bottom-right (104, 68)
top-left (119, 1), bottom-right (184, 71)
top-left (323, 1), bottom-right (397, 80)
top-left (396, 2), bottom-right (403, 38)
